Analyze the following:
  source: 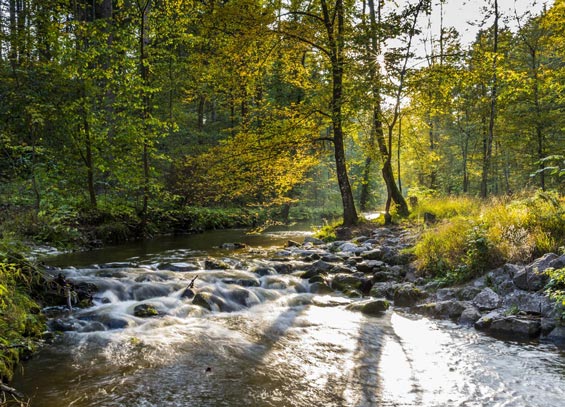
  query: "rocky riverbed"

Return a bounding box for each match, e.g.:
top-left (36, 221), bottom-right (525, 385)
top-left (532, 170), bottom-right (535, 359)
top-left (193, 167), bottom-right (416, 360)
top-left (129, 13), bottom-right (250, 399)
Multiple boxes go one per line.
top-left (42, 225), bottom-right (565, 345)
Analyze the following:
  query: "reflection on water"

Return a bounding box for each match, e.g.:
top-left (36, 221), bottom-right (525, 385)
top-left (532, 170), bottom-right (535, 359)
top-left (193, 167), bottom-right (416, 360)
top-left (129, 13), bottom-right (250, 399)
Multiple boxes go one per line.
top-left (14, 228), bottom-right (565, 407)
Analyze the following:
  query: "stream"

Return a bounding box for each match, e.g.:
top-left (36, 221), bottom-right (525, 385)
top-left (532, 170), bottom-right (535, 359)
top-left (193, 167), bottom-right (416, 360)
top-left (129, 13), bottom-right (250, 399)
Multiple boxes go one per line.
top-left (13, 226), bottom-right (565, 406)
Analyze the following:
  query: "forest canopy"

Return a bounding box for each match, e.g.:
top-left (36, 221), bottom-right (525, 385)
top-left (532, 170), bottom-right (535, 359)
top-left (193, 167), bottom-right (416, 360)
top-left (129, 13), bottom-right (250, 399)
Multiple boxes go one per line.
top-left (0, 0), bottom-right (563, 233)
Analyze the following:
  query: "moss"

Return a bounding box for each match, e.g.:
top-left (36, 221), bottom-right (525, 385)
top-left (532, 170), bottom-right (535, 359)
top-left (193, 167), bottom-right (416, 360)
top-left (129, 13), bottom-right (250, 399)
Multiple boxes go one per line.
top-left (0, 257), bottom-right (45, 382)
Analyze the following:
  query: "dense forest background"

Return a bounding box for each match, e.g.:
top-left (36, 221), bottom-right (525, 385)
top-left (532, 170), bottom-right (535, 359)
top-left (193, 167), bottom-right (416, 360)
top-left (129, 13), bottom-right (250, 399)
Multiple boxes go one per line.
top-left (0, 0), bottom-right (563, 241)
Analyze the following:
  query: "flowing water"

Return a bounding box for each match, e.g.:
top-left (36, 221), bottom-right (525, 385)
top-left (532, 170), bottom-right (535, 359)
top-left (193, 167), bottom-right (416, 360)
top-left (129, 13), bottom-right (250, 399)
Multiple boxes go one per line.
top-left (13, 227), bottom-right (565, 407)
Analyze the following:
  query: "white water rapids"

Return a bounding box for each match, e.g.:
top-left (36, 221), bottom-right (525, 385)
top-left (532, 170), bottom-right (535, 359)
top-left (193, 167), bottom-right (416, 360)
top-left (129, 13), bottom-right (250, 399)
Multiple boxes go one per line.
top-left (13, 230), bottom-right (565, 406)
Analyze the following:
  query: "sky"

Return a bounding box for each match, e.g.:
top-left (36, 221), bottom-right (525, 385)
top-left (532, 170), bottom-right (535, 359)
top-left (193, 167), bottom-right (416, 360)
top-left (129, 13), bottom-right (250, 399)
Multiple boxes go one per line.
top-left (422, 0), bottom-right (553, 46)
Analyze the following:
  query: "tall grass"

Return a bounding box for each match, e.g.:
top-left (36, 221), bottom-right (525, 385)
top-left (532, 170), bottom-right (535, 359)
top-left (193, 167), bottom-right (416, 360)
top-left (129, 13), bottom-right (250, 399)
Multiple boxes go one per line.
top-left (412, 191), bottom-right (565, 282)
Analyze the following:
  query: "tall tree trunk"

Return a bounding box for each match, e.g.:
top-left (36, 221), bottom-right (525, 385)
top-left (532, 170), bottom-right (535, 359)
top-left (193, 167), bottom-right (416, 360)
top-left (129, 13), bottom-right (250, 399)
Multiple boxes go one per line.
top-left (137, 0), bottom-right (152, 224)
top-left (480, 0), bottom-right (498, 198)
top-left (321, 0), bottom-right (358, 226)
top-left (366, 0), bottom-right (414, 220)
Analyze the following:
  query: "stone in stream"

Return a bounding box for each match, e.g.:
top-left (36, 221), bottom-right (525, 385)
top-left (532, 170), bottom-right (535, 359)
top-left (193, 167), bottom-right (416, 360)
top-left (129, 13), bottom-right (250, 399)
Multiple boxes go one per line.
top-left (160, 262), bottom-right (200, 272)
top-left (356, 260), bottom-right (386, 273)
top-left (459, 306), bottom-right (482, 325)
top-left (192, 292), bottom-right (233, 312)
top-left (309, 281), bottom-right (333, 294)
top-left (347, 299), bottom-right (390, 315)
top-left (133, 303), bottom-right (160, 317)
top-left (361, 248), bottom-right (385, 261)
top-left (413, 300), bottom-right (467, 320)
top-left (304, 236), bottom-right (325, 245)
top-left (204, 258), bottom-right (231, 270)
top-left (392, 283), bottom-right (428, 307)
top-left (369, 281), bottom-right (396, 300)
top-left (330, 273), bottom-right (365, 292)
top-left (547, 325), bottom-right (565, 344)
top-left (250, 266), bottom-right (277, 276)
top-left (219, 242), bottom-right (247, 250)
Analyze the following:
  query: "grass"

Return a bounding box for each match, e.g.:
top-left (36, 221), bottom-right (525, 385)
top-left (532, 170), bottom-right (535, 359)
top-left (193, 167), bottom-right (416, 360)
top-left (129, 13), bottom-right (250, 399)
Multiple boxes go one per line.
top-left (411, 191), bottom-right (565, 283)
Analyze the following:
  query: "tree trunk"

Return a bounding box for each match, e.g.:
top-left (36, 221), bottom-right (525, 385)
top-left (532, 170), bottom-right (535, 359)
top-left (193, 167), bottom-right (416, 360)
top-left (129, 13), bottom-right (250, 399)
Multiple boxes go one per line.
top-left (322, 0), bottom-right (358, 226)
top-left (480, 0), bottom-right (498, 199)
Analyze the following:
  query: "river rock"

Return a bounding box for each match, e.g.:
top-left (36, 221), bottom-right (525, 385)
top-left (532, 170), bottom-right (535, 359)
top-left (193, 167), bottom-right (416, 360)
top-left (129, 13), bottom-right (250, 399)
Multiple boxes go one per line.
top-left (456, 286), bottom-right (482, 301)
top-left (549, 254), bottom-right (565, 269)
top-left (547, 325), bottom-right (565, 344)
top-left (413, 300), bottom-right (467, 319)
top-left (436, 288), bottom-right (456, 301)
top-left (250, 266), bottom-right (277, 276)
top-left (192, 292), bottom-right (229, 312)
top-left (459, 306), bottom-right (482, 325)
top-left (304, 236), bottom-right (325, 245)
top-left (503, 290), bottom-right (557, 317)
top-left (221, 278), bottom-right (260, 287)
top-left (347, 299), bottom-right (390, 315)
top-left (307, 260), bottom-right (333, 275)
top-left (361, 248), bottom-right (385, 261)
top-left (133, 303), bottom-right (160, 317)
top-left (163, 262), bottom-right (199, 272)
top-left (369, 282), bottom-right (396, 299)
top-left (204, 258), bottom-right (231, 270)
top-left (513, 253), bottom-right (558, 291)
top-left (344, 289), bottom-right (363, 298)
top-left (392, 283), bottom-right (428, 307)
top-left (489, 316), bottom-right (541, 338)
top-left (330, 273), bottom-right (365, 292)
top-left (310, 281), bottom-right (333, 294)
top-left (356, 260), bottom-right (386, 273)
top-left (473, 287), bottom-right (501, 310)
top-left (321, 253), bottom-right (343, 263)
top-left (474, 311), bottom-right (502, 330)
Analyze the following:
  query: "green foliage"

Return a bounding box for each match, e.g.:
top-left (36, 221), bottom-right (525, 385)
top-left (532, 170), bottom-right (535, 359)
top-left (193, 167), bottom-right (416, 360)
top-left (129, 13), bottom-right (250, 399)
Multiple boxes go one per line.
top-left (0, 256), bottom-right (45, 381)
top-left (314, 220), bottom-right (341, 242)
top-left (410, 195), bottom-right (481, 221)
top-left (545, 267), bottom-right (565, 318)
top-left (413, 192), bottom-right (564, 282)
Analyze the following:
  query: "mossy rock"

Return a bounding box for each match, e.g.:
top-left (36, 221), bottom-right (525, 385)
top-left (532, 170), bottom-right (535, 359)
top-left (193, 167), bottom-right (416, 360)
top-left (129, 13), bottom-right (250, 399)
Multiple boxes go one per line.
top-left (133, 303), bottom-right (160, 317)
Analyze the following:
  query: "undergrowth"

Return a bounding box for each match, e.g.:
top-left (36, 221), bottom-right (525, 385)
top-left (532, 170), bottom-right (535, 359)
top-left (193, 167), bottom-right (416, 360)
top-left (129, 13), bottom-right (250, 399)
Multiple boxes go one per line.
top-left (412, 191), bottom-right (565, 283)
top-left (0, 239), bottom-right (45, 384)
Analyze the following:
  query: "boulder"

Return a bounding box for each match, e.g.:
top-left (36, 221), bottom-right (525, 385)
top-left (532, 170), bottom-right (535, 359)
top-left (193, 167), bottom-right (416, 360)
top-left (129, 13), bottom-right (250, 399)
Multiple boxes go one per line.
top-left (472, 287), bottom-right (501, 310)
top-left (204, 258), bottom-right (231, 270)
top-left (489, 316), bottom-right (541, 338)
top-left (286, 240), bottom-right (301, 248)
top-left (330, 273), bottom-right (365, 292)
top-left (338, 242), bottom-right (361, 253)
top-left (307, 260), bottom-right (334, 275)
top-left (513, 253), bottom-right (558, 291)
top-left (321, 253), bottom-right (344, 263)
top-left (549, 254), bottom-right (565, 269)
top-left (392, 283), bottom-right (427, 307)
top-left (133, 303), bottom-right (160, 318)
top-left (192, 292), bottom-right (231, 312)
top-left (547, 325), bottom-right (565, 344)
top-left (503, 290), bottom-right (557, 317)
top-left (250, 266), bottom-right (277, 277)
top-left (456, 286), bottom-right (482, 301)
top-left (361, 249), bottom-right (385, 261)
top-left (163, 262), bottom-right (200, 272)
top-left (369, 282), bottom-right (396, 300)
top-left (347, 299), bottom-right (390, 315)
top-left (436, 288), bottom-right (456, 301)
top-left (413, 300), bottom-right (467, 319)
top-left (474, 311), bottom-right (501, 330)
top-left (304, 236), bottom-right (325, 245)
top-left (356, 260), bottom-right (386, 273)
top-left (459, 306), bottom-right (482, 325)
top-left (310, 281), bottom-right (334, 294)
